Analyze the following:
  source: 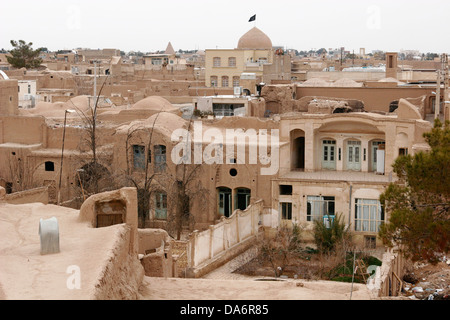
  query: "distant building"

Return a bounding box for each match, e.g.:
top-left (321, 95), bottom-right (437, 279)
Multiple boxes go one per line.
top-left (18, 80), bottom-right (37, 109)
top-left (205, 27), bottom-right (290, 95)
top-left (143, 42), bottom-right (187, 69)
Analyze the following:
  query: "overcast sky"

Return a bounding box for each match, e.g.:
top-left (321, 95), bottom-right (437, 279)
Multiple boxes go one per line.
top-left (1, 0), bottom-right (449, 54)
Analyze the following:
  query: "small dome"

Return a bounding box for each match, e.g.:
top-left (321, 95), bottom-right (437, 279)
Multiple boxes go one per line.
top-left (237, 27), bottom-right (272, 50)
top-left (131, 96), bottom-right (176, 111)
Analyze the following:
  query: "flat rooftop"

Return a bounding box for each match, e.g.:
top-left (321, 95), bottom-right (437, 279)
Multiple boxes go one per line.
top-left (0, 202), bottom-right (126, 299)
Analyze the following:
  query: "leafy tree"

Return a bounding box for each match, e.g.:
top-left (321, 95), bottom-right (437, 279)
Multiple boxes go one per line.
top-left (6, 40), bottom-right (43, 69)
top-left (379, 119), bottom-right (450, 263)
top-left (316, 48), bottom-right (327, 55)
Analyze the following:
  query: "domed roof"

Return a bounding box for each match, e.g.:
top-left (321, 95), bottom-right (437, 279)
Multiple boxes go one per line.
top-left (131, 96), bottom-right (176, 111)
top-left (237, 27), bottom-right (272, 50)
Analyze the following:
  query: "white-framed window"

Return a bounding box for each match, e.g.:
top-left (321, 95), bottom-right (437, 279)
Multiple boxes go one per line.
top-left (154, 145), bottom-right (166, 173)
top-left (355, 199), bottom-right (384, 232)
top-left (152, 58), bottom-right (162, 65)
top-left (307, 196), bottom-right (335, 222)
top-left (213, 57), bottom-right (221, 67)
top-left (371, 141), bottom-right (385, 172)
top-left (347, 140), bottom-right (361, 171)
top-left (222, 76), bottom-right (229, 87)
top-left (228, 57), bottom-right (236, 67)
top-left (210, 76), bottom-right (218, 87)
top-left (233, 76), bottom-right (240, 87)
top-left (281, 202), bottom-right (292, 220)
top-left (154, 192), bottom-right (168, 220)
top-left (322, 140), bottom-right (336, 170)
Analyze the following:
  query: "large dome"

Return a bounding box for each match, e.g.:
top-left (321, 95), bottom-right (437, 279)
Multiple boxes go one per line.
top-left (237, 27), bottom-right (272, 50)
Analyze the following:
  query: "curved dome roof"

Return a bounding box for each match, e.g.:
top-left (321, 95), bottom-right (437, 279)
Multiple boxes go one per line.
top-left (131, 96), bottom-right (176, 111)
top-left (237, 27), bottom-right (272, 50)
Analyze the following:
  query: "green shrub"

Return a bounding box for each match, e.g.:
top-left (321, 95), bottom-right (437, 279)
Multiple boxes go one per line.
top-left (313, 213), bottom-right (351, 254)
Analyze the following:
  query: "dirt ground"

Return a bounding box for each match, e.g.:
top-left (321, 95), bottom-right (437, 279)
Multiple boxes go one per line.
top-left (138, 276), bottom-right (375, 300)
top-left (141, 241), bottom-right (450, 301)
top-left (400, 260), bottom-right (450, 300)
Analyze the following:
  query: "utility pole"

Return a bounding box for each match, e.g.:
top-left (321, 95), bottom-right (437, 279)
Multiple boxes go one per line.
top-left (442, 54), bottom-right (449, 121)
top-left (436, 70), bottom-right (441, 120)
top-left (93, 60), bottom-right (97, 109)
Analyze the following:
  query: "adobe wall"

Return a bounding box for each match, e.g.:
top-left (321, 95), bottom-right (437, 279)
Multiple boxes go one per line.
top-left (134, 66), bottom-right (196, 81)
top-left (296, 86), bottom-right (434, 113)
top-left (261, 84), bottom-right (301, 114)
top-left (138, 228), bottom-right (176, 278)
top-left (4, 186), bottom-right (48, 205)
top-left (0, 115), bottom-right (45, 144)
top-left (0, 80), bottom-right (18, 116)
top-left (306, 71), bottom-right (386, 82)
top-left (90, 223), bottom-right (145, 300)
top-left (112, 115), bottom-right (279, 231)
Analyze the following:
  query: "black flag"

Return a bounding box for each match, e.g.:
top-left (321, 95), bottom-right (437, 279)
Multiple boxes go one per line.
top-left (249, 14), bottom-right (256, 22)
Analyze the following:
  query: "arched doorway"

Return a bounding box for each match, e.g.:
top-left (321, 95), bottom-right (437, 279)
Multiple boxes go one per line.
top-left (217, 187), bottom-right (232, 217)
top-left (346, 140), bottom-right (362, 171)
top-left (321, 139), bottom-right (337, 170)
top-left (77, 162), bottom-right (111, 195)
top-left (370, 140), bottom-right (386, 172)
top-left (290, 129), bottom-right (305, 171)
top-left (235, 187), bottom-right (251, 211)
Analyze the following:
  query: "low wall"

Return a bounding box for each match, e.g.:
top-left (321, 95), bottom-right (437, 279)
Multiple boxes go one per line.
top-left (91, 224), bottom-right (145, 300)
top-left (368, 247), bottom-right (405, 297)
top-left (80, 188), bottom-right (145, 299)
top-left (4, 186), bottom-right (48, 205)
top-left (185, 200), bottom-right (263, 278)
top-left (138, 229), bottom-right (176, 278)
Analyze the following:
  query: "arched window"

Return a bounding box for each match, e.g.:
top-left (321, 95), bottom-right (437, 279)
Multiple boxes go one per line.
top-left (222, 76), bottom-right (229, 87)
top-left (210, 76), bottom-right (218, 87)
top-left (228, 57), bottom-right (236, 67)
top-left (235, 188), bottom-right (251, 211)
top-left (232, 76), bottom-right (240, 87)
top-left (154, 191), bottom-right (168, 220)
top-left (217, 187), bottom-right (232, 217)
top-left (132, 145), bottom-right (145, 170)
top-left (154, 145), bottom-right (166, 172)
top-left (213, 57), bottom-right (221, 67)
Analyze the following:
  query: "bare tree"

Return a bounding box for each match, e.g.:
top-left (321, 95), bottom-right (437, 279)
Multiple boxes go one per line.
top-left (68, 71), bottom-right (116, 199)
top-left (121, 110), bottom-right (163, 228)
top-left (120, 110), bottom-right (210, 236)
top-left (166, 115), bottom-right (211, 240)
